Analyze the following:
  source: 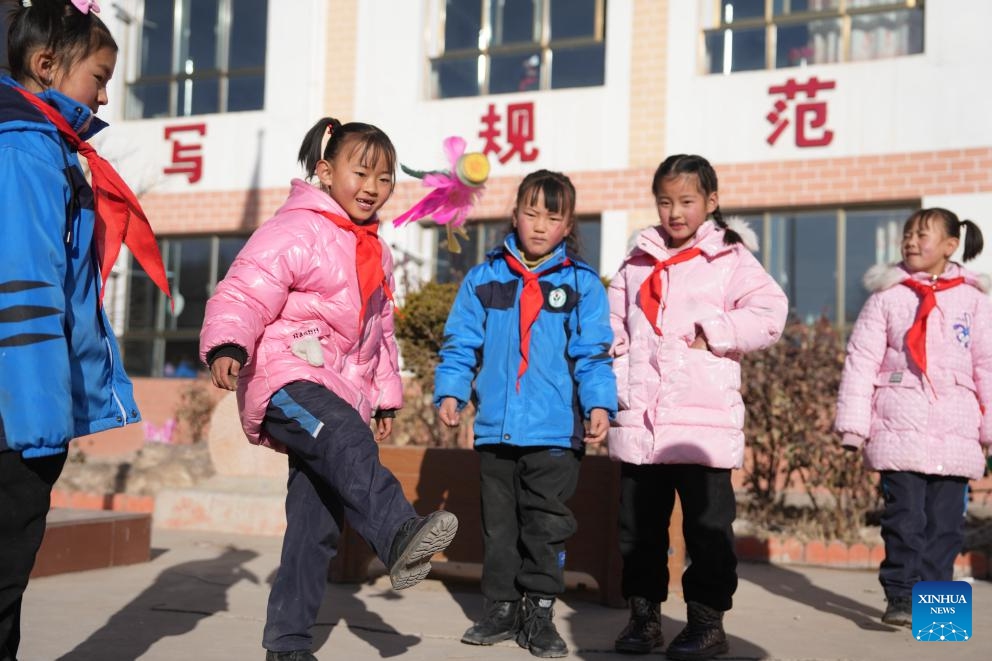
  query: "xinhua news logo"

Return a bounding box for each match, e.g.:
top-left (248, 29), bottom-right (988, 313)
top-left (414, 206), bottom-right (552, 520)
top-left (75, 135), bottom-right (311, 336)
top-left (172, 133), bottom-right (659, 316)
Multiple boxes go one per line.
top-left (913, 581), bottom-right (972, 642)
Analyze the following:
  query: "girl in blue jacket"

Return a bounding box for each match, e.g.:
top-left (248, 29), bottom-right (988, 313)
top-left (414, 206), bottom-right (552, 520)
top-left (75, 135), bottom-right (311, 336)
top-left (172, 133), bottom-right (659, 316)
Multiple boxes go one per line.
top-left (435, 169), bottom-right (617, 658)
top-left (0, 3), bottom-right (168, 656)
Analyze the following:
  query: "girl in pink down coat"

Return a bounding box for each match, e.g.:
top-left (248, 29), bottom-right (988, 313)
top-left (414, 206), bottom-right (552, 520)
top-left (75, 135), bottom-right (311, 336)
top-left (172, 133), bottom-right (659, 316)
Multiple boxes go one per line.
top-left (200, 118), bottom-right (457, 660)
top-left (200, 175), bottom-right (401, 447)
top-left (607, 155), bottom-right (787, 661)
top-left (835, 208), bottom-right (991, 628)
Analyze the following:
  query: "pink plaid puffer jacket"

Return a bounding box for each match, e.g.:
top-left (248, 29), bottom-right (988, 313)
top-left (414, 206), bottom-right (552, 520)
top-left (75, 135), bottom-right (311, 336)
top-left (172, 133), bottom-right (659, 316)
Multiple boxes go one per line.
top-left (835, 262), bottom-right (992, 479)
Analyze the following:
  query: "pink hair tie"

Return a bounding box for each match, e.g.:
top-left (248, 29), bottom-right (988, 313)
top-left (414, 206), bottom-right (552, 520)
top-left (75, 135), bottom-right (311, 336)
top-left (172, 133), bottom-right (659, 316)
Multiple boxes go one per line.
top-left (70, 0), bottom-right (101, 14)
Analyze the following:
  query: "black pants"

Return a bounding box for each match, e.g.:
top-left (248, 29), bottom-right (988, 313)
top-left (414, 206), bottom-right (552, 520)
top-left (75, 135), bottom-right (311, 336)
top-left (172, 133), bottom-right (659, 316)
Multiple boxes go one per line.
top-left (618, 463), bottom-right (738, 611)
top-left (0, 450), bottom-right (67, 661)
top-left (261, 381), bottom-right (416, 653)
top-left (478, 445), bottom-right (581, 601)
top-left (879, 471), bottom-right (968, 599)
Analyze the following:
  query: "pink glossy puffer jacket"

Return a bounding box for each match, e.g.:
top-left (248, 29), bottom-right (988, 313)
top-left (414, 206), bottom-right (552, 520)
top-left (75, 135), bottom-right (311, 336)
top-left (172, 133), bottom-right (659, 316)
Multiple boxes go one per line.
top-left (607, 220), bottom-right (788, 468)
top-left (835, 263), bottom-right (992, 479)
top-left (199, 179), bottom-right (402, 448)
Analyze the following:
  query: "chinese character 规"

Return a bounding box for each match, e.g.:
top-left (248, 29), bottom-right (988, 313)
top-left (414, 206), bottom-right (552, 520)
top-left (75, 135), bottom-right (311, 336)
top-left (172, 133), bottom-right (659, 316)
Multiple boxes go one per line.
top-left (479, 102), bottom-right (540, 165)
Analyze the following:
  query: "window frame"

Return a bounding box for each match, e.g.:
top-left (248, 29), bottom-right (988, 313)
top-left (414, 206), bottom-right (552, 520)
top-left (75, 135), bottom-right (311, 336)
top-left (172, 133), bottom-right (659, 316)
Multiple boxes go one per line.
top-left (126, 0), bottom-right (268, 119)
top-left (731, 203), bottom-right (916, 327)
top-left (121, 234), bottom-right (249, 377)
top-left (701, 0), bottom-right (924, 74)
top-left (428, 0), bottom-right (607, 99)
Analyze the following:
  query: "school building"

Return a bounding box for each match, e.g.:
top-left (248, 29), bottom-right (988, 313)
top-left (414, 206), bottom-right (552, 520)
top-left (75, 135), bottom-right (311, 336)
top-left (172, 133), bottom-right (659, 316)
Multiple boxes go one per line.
top-left (8, 1), bottom-right (989, 443)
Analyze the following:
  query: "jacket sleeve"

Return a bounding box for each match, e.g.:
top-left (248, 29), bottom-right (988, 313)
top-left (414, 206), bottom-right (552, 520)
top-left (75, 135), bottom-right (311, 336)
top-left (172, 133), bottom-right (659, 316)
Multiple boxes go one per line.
top-left (970, 293), bottom-right (992, 446)
top-left (0, 144), bottom-right (73, 450)
top-left (835, 292), bottom-right (887, 438)
top-left (433, 268), bottom-right (486, 408)
top-left (697, 249), bottom-right (788, 356)
top-left (607, 264), bottom-right (631, 410)
top-left (569, 270), bottom-right (617, 418)
top-left (199, 216), bottom-right (309, 364)
top-left (371, 252), bottom-right (403, 412)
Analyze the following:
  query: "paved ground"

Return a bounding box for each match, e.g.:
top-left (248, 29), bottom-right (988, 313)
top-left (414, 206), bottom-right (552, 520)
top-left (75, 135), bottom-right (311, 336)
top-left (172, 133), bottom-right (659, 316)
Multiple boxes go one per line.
top-left (19, 529), bottom-right (992, 660)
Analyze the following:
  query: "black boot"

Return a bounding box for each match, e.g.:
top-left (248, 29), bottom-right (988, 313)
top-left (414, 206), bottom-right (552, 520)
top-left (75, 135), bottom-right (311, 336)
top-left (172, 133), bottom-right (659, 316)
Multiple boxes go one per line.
top-left (516, 595), bottom-right (568, 658)
top-left (665, 601), bottom-right (729, 661)
top-left (386, 510), bottom-right (458, 590)
top-left (881, 595), bottom-right (912, 627)
top-left (461, 599), bottom-right (523, 645)
top-left (614, 596), bottom-right (663, 654)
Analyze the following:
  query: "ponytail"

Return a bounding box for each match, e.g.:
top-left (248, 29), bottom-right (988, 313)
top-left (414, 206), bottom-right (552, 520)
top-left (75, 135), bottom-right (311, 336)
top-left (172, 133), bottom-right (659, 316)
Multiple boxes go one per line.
top-left (297, 117), bottom-right (343, 179)
top-left (960, 219), bottom-right (984, 262)
top-left (711, 207), bottom-right (742, 246)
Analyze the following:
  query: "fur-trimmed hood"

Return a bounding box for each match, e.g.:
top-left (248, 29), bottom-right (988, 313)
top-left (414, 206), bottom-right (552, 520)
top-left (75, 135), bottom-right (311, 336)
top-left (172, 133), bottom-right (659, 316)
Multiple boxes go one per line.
top-left (863, 262), bottom-right (991, 294)
top-left (629, 217), bottom-right (759, 260)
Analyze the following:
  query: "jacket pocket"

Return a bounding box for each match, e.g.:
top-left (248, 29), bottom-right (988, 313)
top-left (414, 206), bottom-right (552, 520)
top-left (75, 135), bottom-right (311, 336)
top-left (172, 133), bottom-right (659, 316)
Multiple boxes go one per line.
top-left (870, 374), bottom-right (925, 434)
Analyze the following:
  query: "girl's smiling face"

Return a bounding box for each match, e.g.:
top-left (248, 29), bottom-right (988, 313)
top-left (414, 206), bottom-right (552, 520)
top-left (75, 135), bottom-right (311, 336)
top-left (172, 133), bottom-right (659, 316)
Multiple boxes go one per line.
top-left (655, 173), bottom-right (718, 249)
top-left (902, 215), bottom-right (959, 276)
top-left (317, 136), bottom-right (394, 224)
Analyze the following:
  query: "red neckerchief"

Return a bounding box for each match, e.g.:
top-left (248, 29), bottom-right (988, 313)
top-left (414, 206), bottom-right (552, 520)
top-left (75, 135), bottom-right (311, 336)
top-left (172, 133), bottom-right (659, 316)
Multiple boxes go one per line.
top-left (503, 251), bottom-right (571, 390)
top-left (901, 276), bottom-right (965, 378)
top-left (638, 247), bottom-right (703, 335)
top-left (14, 86), bottom-right (170, 304)
top-left (318, 211), bottom-right (393, 328)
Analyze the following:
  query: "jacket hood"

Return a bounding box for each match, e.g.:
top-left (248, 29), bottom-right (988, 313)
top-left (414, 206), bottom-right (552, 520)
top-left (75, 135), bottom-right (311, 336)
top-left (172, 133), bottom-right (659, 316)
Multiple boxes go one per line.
top-left (630, 216), bottom-right (759, 261)
top-left (863, 261), bottom-right (991, 294)
top-left (277, 178), bottom-right (381, 225)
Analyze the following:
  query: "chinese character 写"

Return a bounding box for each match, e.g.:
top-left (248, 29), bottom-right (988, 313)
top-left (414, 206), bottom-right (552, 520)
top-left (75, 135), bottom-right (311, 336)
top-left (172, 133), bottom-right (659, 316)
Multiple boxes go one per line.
top-left (766, 77), bottom-right (836, 148)
top-left (478, 102), bottom-right (540, 164)
top-left (163, 123), bottom-right (207, 183)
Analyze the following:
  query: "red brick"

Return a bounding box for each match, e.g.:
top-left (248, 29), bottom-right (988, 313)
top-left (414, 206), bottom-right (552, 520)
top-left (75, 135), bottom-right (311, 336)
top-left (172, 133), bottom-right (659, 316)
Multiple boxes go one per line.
top-left (847, 543), bottom-right (871, 568)
top-left (735, 536), bottom-right (769, 562)
top-left (826, 541), bottom-right (850, 566)
top-left (805, 541), bottom-right (828, 565)
top-left (768, 536), bottom-right (804, 563)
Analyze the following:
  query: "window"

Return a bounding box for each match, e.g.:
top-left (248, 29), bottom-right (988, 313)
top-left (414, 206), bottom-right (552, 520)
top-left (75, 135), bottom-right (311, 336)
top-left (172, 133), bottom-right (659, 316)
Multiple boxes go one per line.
top-left (430, 0), bottom-right (607, 99)
top-left (736, 206), bottom-right (912, 325)
top-left (122, 235), bottom-right (248, 376)
top-left (703, 0), bottom-right (924, 74)
top-left (127, 0), bottom-right (268, 119)
top-left (434, 217), bottom-right (602, 283)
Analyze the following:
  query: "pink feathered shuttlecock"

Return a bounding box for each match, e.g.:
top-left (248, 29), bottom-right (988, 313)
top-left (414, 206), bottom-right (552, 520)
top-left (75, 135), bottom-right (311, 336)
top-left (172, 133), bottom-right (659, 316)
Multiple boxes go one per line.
top-left (391, 136), bottom-right (490, 233)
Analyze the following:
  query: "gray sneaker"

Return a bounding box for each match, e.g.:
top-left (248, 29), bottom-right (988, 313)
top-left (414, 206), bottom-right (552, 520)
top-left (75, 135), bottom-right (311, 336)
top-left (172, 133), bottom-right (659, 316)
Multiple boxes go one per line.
top-left (386, 510), bottom-right (458, 590)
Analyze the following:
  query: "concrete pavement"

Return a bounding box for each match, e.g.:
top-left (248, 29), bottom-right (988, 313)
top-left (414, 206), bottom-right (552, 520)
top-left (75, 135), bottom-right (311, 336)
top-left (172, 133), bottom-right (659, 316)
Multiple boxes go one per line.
top-left (19, 528), bottom-right (992, 660)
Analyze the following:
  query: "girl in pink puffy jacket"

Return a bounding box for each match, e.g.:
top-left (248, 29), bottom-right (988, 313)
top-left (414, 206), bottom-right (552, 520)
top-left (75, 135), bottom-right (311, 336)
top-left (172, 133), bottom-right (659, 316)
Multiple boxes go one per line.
top-left (199, 117), bottom-right (457, 661)
top-left (836, 208), bottom-right (992, 628)
top-left (607, 155), bottom-right (787, 660)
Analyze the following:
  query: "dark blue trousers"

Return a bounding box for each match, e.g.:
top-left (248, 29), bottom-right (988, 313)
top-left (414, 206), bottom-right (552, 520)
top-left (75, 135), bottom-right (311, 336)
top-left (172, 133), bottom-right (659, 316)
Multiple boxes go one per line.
top-left (879, 471), bottom-right (968, 599)
top-left (478, 445), bottom-right (581, 601)
top-left (618, 463), bottom-right (738, 611)
top-left (261, 381), bottom-right (415, 653)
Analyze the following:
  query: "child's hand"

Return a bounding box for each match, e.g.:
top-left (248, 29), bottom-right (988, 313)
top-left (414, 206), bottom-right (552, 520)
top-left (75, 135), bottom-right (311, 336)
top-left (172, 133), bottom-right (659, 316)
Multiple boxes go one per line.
top-left (374, 416), bottom-right (393, 442)
top-left (438, 397), bottom-right (461, 427)
top-left (210, 357), bottom-right (240, 391)
top-left (689, 328), bottom-right (710, 351)
top-left (584, 408), bottom-right (609, 445)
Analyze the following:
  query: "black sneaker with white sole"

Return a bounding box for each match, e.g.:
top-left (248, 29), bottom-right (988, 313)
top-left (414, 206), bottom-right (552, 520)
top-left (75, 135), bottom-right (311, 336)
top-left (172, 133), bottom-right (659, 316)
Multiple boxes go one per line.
top-left (387, 510), bottom-right (458, 590)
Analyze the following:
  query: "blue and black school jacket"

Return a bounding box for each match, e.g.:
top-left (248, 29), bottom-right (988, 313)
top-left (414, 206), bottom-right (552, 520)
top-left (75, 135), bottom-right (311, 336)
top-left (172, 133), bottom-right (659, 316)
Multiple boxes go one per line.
top-left (434, 234), bottom-right (617, 450)
top-left (0, 77), bottom-right (140, 458)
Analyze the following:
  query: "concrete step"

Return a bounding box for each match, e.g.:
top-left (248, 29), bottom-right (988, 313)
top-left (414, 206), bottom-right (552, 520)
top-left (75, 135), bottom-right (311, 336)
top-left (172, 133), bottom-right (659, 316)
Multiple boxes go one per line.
top-left (153, 475), bottom-right (288, 537)
top-left (33, 508), bottom-right (151, 578)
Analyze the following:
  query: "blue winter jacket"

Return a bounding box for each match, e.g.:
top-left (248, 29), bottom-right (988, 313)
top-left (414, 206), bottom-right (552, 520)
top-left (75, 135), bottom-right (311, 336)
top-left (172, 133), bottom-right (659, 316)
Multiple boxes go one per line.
top-left (434, 234), bottom-right (617, 450)
top-left (0, 77), bottom-right (140, 459)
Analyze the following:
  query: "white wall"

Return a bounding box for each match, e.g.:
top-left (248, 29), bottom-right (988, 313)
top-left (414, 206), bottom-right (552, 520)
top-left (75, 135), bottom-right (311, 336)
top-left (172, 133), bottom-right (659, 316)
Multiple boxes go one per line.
top-left (98, 0), bottom-right (327, 195)
top-left (665, 1), bottom-right (992, 162)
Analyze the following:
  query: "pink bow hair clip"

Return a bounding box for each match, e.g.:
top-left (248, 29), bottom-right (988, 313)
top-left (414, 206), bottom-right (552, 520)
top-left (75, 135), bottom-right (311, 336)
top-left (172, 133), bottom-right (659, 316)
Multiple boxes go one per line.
top-left (391, 136), bottom-right (490, 252)
top-left (70, 0), bottom-right (100, 14)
